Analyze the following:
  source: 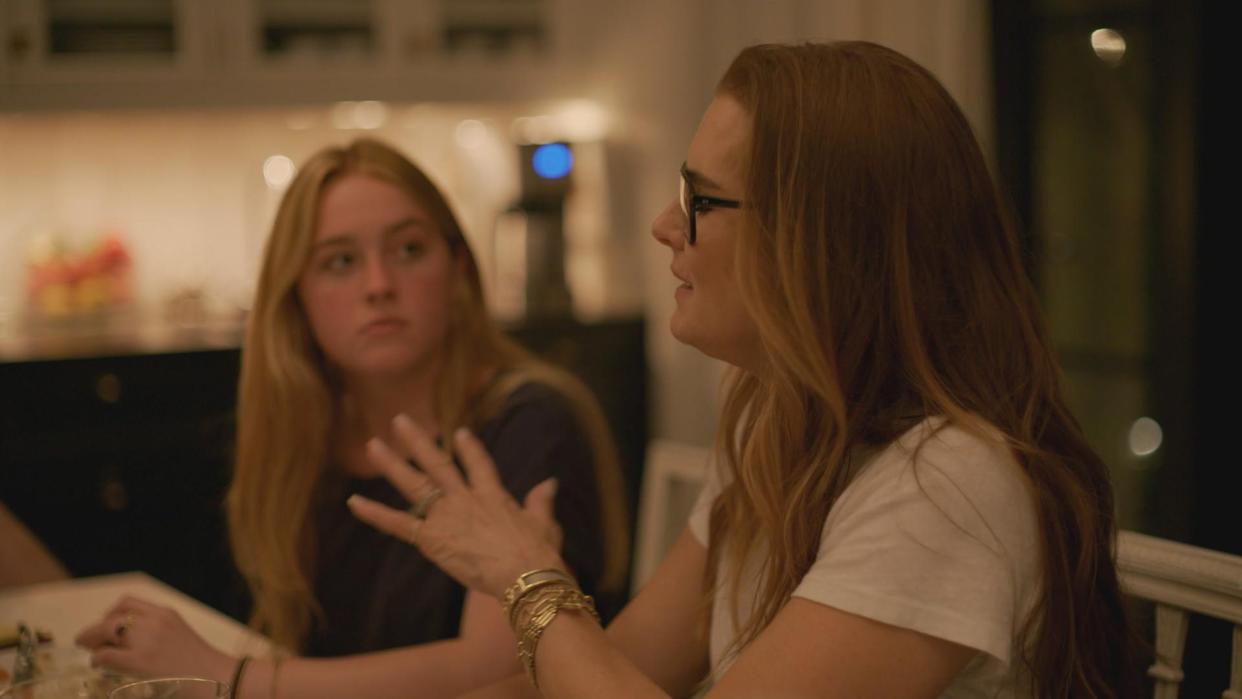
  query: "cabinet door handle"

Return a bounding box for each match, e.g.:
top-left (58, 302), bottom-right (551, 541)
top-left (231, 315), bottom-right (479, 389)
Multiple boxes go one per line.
top-left (95, 373), bottom-right (122, 403)
top-left (100, 476), bottom-right (129, 512)
top-left (7, 28), bottom-right (30, 62)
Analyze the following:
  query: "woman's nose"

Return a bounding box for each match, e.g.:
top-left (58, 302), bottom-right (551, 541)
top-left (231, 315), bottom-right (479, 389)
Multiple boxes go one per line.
top-left (651, 198), bottom-right (687, 251)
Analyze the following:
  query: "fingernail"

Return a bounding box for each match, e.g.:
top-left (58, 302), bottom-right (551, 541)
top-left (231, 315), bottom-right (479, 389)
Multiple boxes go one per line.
top-left (346, 494), bottom-right (366, 508)
top-left (393, 413), bottom-right (414, 429)
top-left (454, 427), bottom-right (471, 443)
top-left (546, 477), bottom-right (559, 496)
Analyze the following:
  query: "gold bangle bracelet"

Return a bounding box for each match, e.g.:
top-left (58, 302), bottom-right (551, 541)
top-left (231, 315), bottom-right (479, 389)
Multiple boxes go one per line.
top-left (502, 569), bottom-right (576, 628)
top-left (515, 587), bottom-right (599, 688)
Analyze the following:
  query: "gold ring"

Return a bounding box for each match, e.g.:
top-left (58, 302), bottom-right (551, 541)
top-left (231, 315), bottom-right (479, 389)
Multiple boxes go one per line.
top-left (115, 612), bottom-right (136, 640)
top-left (407, 486), bottom-right (444, 520)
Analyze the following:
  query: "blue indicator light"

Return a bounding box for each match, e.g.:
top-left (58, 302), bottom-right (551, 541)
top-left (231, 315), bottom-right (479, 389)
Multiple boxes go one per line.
top-left (532, 143), bottom-right (572, 179)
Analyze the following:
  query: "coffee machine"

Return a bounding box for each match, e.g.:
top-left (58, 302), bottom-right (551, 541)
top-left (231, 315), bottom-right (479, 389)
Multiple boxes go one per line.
top-left (493, 141), bottom-right (575, 320)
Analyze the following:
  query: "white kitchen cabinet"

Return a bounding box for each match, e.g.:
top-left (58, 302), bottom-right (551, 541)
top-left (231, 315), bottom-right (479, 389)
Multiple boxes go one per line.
top-left (1, 0), bottom-right (215, 86)
top-left (0, 0), bottom-right (589, 110)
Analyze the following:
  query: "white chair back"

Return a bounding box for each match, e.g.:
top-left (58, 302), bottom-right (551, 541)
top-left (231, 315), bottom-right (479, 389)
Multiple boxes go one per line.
top-left (1118, 530), bottom-right (1242, 698)
top-left (631, 440), bottom-right (711, 589)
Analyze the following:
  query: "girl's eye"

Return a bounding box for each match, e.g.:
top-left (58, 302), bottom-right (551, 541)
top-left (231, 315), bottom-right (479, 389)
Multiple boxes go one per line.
top-left (322, 251), bottom-right (355, 272)
top-left (396, 241), bottom-right (425, 260)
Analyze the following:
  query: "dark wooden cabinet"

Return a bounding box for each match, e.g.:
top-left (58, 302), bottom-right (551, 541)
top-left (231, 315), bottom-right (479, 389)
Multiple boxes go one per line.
top-left (0, 349), bottom-right (242, 612)
top-left (0, 317), bottom-right (646, 615)
top-left (507, 316), bottom-right (649, 567)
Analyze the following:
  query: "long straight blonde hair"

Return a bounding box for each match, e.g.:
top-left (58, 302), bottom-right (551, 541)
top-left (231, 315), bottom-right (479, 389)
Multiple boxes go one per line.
top-left (704, 43), bottom-right (1138, 697)
top-left (227, 138), bottom-right (628, 650)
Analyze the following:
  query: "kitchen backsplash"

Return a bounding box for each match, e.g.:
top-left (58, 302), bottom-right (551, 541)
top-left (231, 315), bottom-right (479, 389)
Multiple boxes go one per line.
top-left (0, 101), bottom-right (638, 336)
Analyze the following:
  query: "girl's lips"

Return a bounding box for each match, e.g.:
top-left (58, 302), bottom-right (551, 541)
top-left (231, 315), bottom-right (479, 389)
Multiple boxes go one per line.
top-left (360, 318), bottom-right (406, 335)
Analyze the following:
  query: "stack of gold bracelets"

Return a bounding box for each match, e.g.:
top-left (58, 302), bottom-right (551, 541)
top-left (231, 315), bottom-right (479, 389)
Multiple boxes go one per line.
top-left (502, 568), bottom-right (600, 688)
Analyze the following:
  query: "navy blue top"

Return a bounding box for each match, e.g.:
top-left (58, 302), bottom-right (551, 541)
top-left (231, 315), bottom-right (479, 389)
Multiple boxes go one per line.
top-left (304, 381), bottom-right (606, 656)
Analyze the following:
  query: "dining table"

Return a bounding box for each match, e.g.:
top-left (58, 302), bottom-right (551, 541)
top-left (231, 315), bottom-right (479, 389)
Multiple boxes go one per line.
top-left (0, 572), bottom-right (271, 689)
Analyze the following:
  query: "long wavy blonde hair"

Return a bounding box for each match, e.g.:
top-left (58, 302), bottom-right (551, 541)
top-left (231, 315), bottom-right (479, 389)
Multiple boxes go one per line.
top-left (227, 138), bottom-right (628, 651)
top-left (703, 43), bottom-right (1138, 697)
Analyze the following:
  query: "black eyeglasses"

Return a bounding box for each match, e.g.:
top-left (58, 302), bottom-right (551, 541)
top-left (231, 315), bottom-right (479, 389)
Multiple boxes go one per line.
top-left (679, 164), bottom-right (741, 245)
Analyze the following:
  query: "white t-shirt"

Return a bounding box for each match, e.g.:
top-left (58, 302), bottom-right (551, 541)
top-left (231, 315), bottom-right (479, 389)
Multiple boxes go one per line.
top-left (688, 419), bottom-right (1041, 698)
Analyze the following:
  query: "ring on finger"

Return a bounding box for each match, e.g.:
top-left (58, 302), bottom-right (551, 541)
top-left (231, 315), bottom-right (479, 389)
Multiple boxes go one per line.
top-left (407, 486), bottom-right (444, 520)
top-left (115, 612), bottom-right (136, 641)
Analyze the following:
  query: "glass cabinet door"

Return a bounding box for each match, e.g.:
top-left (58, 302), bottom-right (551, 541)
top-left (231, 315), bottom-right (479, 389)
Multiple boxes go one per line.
top-left (3, 0), bottom-right (209, 82)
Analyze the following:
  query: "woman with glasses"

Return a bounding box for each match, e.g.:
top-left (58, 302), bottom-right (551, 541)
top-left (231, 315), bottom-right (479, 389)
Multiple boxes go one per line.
top-left (350, 42), bottom-right (1138, 698)
top-left (74, 138), bottom-right (628, 699)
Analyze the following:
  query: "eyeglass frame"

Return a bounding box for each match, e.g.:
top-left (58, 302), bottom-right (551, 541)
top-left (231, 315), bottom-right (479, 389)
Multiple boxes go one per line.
top-left (679, 163), bottom-right (742, 245)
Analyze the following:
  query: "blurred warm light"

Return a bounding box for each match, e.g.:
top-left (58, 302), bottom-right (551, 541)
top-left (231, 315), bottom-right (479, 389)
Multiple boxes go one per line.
top-left (353, 101), bottom-right (388, 130)
top-left (511, 101), bottom-right (610, 144)
top-left (455, 119), bottom-right (488, 149)
top-left (1128, 417), bottom-right (1162, 457)
top-left (1091, 29), bottom-right (1126, 66)
top-left (330, 100), bottom-right (389, 130)
top-left (263, 155), bottom-right (296, 190)
top-left (511, 114), bottom-right (557, 144)
top-left (556, 99), bottom-right (610, 141)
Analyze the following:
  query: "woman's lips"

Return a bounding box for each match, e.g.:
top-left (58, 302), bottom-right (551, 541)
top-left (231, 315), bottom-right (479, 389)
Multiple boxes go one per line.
top-left (670, 265), bottom-right (693, 288)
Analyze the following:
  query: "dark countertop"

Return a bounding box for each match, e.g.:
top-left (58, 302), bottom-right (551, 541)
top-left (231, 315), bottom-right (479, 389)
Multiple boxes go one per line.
top-left (0, 319), bottom-right (245, 364)
top-left (0, 312), bottom-right (646, 364)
